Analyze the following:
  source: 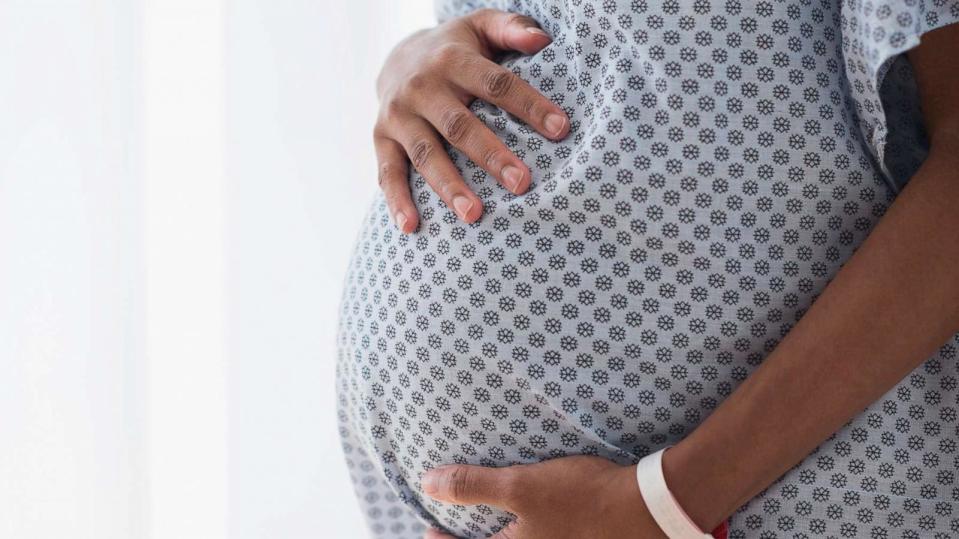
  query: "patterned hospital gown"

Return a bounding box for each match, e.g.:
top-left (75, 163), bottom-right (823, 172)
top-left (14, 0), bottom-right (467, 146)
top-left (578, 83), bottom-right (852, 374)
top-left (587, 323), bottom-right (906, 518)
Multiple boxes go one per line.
top-left (336, 0), bottom-right (959, 537)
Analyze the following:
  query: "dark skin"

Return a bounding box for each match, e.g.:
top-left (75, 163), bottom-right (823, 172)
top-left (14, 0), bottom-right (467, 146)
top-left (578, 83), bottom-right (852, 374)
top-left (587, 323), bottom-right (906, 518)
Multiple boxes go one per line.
top-left (409, 22), bottom-right (959, 539)
top-left (373, 9), bottom-right (570, 232)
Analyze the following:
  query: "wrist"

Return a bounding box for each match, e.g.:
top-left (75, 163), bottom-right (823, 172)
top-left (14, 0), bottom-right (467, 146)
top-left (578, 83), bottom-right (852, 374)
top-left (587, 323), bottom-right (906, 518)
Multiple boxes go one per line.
top-left (660, 441), bottom-right (739, 533)
top-left (616, 464), bottom-right (670, 539)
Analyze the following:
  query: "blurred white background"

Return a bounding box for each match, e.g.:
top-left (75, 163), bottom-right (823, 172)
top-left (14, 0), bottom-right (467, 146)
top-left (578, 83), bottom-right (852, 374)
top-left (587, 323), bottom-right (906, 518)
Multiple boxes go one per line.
top-left (1, 1), bottom-right (434, 538)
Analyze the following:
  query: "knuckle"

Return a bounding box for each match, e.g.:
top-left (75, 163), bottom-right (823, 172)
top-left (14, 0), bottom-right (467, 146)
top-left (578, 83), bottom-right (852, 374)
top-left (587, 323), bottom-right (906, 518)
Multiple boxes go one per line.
top-left (378, 162), bottom-right (399, 188)
top-left (431, 42), bottom-right (462, 66)
top-left (440, 109), bottom-right (471, 144)
top-left (373, 119), bottom-right (391, 139)
top-left (521, 98), bottom-right (538, 118)
top-left (482, 69), bottom-right (515, 99)
top-left (503, 13), bottom-right (525, 28)
top-left (436, 176), bottom-right (459, 199)
top-left (409, 139), bottom-right (435, 169)
top-left (405, 71), bottom-right (431, 93)
top-left (381, 99), bottom-right (406, 123)
top-left (467, 8), bottom-right (498, 25)
top-left (482, 147), bottom-right (504, 169)
top-left (438, 182), bottom-right (457, 200)
top-left (447, 467), bottom-right (472, 500)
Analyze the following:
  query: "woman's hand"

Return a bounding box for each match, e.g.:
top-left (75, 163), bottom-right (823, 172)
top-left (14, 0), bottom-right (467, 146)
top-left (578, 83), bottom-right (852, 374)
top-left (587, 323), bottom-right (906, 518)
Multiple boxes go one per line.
top-left (419, 455), bottom-right (669, 539)
top-left (374, 9), bottom-right (570, 233)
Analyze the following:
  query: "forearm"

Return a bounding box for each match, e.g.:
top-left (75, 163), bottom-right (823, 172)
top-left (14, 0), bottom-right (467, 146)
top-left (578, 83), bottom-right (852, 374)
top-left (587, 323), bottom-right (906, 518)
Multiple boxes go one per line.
top-left (662, 147), bottom-right (959, 531)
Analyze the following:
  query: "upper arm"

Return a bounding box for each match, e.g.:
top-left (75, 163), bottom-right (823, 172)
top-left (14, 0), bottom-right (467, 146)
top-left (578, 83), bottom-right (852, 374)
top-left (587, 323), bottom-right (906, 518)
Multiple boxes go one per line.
top-left (907, 23), bottom-right (959, 151)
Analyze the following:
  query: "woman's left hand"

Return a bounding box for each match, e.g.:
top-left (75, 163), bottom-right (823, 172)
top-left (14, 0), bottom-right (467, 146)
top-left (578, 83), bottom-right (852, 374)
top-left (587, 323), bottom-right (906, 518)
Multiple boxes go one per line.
top-left (420, 455), bottom-right (669, 539)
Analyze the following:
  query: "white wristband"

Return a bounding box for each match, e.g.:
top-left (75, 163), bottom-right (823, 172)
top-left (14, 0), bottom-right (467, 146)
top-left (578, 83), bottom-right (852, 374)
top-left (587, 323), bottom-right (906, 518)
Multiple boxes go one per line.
top-left (635, 446), bottom-right (712, 539)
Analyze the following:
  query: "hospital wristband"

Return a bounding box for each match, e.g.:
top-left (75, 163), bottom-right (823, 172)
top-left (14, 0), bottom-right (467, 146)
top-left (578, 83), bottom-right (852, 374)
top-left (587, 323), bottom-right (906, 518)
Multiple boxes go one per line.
top-left (635, 446), bottom-right (712, 539)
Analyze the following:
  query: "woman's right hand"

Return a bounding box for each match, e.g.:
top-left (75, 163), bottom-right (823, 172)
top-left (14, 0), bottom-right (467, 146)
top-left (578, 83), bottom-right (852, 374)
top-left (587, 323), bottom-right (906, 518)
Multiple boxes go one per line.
top-left (374, 8), bottom-right (570, 233)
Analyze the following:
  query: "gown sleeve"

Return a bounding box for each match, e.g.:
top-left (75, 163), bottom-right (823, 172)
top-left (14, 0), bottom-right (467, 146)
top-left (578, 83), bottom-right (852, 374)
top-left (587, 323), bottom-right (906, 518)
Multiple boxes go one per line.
top-left (841, 0), bottom-right (959, 192)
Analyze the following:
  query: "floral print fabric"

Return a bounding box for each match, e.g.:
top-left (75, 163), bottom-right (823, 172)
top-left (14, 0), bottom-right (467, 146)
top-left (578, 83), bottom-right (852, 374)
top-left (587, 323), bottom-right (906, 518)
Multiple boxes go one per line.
top-left (337, 1), bottom-right (959, 537)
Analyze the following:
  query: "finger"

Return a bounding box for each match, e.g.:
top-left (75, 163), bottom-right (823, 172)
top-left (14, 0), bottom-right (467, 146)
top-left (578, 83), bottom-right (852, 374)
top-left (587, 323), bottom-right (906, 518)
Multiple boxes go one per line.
top-left (423, 529), bottom-right (458, 539)
top-left (396, 118), bottom-right (483, 223)
top-left (421, 98), bottom-right (531, 194)
top-left (450, 57), bottom-right (569, 141)
top-left (374, 136), bottom-right (418, 233)
top-left (469, 9), bottom-right (552, 55)
top-left (421, 464), bottom-right (520, 509)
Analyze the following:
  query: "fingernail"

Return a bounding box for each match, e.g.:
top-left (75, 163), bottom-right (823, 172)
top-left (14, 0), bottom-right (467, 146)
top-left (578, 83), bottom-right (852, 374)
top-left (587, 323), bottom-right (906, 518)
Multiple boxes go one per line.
top-left (526, 27), bottom-right (549, 37)
top-left (502, 165), bottom-right (524, 192)
top-left (395, 211), bottom-right (408, 231)
top-left (452, 195), bottom-right (474, 220)
top-left (544, 113), bottom-right (567, 138)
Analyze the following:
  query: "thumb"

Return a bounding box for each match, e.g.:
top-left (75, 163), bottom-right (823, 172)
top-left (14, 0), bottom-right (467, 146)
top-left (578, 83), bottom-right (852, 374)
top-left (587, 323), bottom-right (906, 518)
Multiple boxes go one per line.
top-left (421, 464), bottom-right (520, 508)
top-left (469, 9), bottom-right (551, 55)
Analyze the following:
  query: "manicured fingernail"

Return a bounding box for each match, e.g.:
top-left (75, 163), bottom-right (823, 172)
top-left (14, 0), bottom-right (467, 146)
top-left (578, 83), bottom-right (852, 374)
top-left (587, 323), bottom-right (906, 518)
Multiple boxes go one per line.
top-left (526, 27), bottom-right (548, 37)
top-left (452, 195), bottom-right (474, 220)
top-left (544, 113), bottom-right (567, 138)
top-left (502, 165), bottom-right (524, 192)
top-left (395, 211), bottom-right (408, 231)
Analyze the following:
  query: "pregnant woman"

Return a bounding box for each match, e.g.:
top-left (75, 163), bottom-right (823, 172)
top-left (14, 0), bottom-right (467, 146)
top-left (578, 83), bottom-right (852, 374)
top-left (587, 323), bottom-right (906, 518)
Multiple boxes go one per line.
top-left (337, 1), bottom-right (959, 537)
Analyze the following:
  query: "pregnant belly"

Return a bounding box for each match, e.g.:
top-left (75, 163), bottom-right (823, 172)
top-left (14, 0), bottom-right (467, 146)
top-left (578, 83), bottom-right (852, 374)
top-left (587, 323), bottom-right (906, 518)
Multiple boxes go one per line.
top-left (335, 54), bottom-right (897, 530)
top-left (334, 149), bottom-right (885, 536)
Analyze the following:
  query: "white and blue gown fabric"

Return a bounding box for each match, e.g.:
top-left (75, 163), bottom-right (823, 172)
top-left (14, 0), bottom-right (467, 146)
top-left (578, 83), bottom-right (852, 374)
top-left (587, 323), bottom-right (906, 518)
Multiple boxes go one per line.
top-left (336, 0), bottom-right (959, 537)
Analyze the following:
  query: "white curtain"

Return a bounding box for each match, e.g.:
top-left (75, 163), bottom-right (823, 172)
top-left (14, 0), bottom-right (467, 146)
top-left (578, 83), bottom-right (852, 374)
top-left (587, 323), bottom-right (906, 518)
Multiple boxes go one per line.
top-left (0, 2), bottom-right (145, 538)
top-left (1, 1), bottom-right (433, 538)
